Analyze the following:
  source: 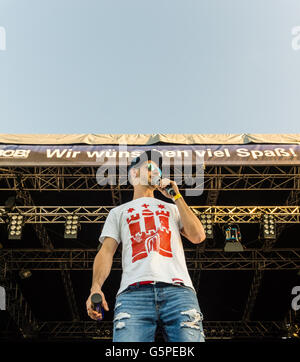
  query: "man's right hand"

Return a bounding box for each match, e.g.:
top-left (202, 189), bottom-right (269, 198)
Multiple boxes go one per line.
top-left (86, 289), bottom-right (109, 321)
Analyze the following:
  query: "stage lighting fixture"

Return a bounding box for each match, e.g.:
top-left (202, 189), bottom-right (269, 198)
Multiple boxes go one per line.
top-left (224, 224), bottom-right (244, 252)
top-left (19, 269), bottom-right (32, 279)
top-left (8, 214), bottom-right (24, 240)
top-left (262, 214), bottom-right (276, 239)
top-left (199, 214), bottom-right (214, 239)
top-left (64, 214), bottom-right (80, 239)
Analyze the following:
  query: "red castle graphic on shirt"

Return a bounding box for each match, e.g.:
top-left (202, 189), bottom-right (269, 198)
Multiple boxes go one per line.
top-left (126, 204), bottom-right (173, 263)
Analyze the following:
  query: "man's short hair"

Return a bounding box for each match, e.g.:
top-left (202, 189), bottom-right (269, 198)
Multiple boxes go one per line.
top-left (128, 150), bottom-right (163, 173)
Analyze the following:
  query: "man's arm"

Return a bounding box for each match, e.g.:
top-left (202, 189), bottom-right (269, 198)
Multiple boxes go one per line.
top-left (86, 237), bottom-right (119, 320)
top-left (175, 196), bottom-right (206, 244)
top-left (156, 179), bottom-right (206, 244)
top-left (91, 236), bottom-right (119, 292)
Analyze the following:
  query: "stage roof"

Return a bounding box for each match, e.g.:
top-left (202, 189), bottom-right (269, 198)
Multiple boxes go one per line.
top-left (0, 133), bottom-right (300, 145)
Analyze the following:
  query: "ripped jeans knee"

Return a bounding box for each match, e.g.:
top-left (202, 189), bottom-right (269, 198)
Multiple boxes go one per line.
top-left (180, 308), bottom-right (203, 329)
top-left (178, 308), bottom-right (205, 341)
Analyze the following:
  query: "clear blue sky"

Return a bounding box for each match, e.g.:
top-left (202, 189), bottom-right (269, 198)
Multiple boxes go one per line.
top-left (0, 0), bottom-right (300, 134)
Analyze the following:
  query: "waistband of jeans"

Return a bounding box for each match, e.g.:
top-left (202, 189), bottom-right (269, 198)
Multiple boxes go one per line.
top-left (128, 281), bottom-right (185, 289)
top-left (117, 282), bottom-right (195, 297)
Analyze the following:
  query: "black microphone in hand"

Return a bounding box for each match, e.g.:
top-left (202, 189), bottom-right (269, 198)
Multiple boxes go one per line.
top-left (91, 293), bottom-right (104, 319)
top-left (165, 184), bottom-right (176, 196)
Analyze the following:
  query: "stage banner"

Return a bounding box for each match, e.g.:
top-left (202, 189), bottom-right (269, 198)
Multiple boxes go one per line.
top-left (0, 144), bottom-right (299, 166)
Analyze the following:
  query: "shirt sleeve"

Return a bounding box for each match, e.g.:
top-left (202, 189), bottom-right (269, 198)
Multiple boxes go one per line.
top-left (98, 208), bottom-right (121, 245)
top-left (172, 204), bottom-right (183, 231)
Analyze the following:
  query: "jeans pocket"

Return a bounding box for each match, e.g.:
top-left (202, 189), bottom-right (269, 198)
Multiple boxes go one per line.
top-left (180, 285), bottom-right (197, 296)
top-left (116, 286), bottom-right (131, 297)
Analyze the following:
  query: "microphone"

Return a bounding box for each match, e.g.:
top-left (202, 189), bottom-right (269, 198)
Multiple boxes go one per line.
top-left (91, 293), bottom-right (104, 319)
top-left (153, 176), bottom-right (176, 197)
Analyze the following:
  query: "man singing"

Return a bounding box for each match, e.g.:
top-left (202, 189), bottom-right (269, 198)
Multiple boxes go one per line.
top-left (86, 150), bottom-right (206, 342)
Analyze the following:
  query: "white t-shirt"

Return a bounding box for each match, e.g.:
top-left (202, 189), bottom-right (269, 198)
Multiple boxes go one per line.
top-left (99, 197), bottom-right (195, 296)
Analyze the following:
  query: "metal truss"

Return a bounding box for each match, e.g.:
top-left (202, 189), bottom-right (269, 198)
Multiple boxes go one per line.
top-left (283, 308), bottom-right (300, 339)
top-left (0, 165), bottom-right (299, 191)
top-left (36, 320), bottom-right (286, 340)
top-left (1, 244), bottom-right (37, 337)
top-left (242, 189), bottom-right (300, 322)
top-left (60, 263), bottom-right (80, 321)
top-left (266, 189), bottom-right (300, 249)
top-left (110, 184), bottom-right (122, 206)
top-left (15, 187), bottom-right (54, 250)
top-left (3, 277), bottom-right (40, 338)
top-left (242, 268), bottom-right (264, 321)
top-left (203, 320), bottom-right (285, 339)
top-left (0, 206), bottom-right (299, 224)
top-left (0, 250), bottom-right (5, 282)
top-left (202, 186), bottom-right (222, 250)
top-left (1, 164), bottom-right (298, 342)
top-left (191, 245), bottom-right (203, 293)
top-left (2, 248), bottom-right (300, 271)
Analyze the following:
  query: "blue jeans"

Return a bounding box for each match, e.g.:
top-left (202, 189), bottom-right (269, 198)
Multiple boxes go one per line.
top-left (113, 282), bottom-right (205, 342)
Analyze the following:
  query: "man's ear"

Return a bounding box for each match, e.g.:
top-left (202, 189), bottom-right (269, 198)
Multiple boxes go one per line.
top-left (129, 167), bottom-right (139, 186)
